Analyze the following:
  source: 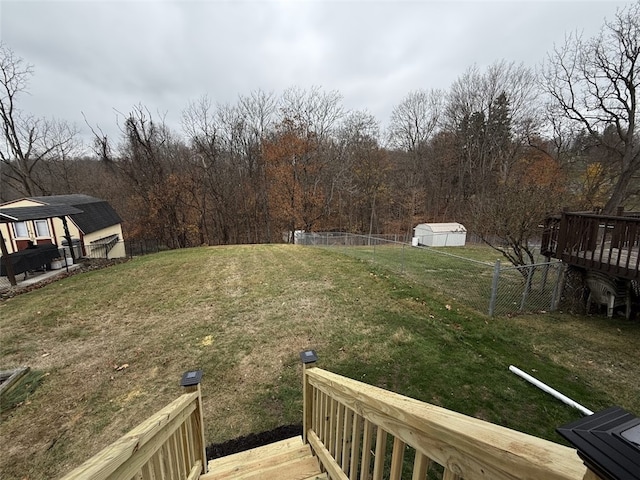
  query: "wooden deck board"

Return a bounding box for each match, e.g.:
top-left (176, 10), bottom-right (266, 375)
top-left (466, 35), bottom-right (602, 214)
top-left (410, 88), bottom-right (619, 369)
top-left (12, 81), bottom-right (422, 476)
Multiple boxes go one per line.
top-left (204, 444), bottom-right (313, 479)
top-left (238, 456), bottom-right (321, 480)
top-left (206, 435), bottom-right (304, 472)
top-left (202, 436), bottom-right (324, 480)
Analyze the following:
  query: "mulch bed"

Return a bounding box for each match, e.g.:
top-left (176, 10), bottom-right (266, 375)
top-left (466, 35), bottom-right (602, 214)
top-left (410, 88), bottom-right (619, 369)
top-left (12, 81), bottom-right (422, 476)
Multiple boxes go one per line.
top-left (206, 424), bottom-right (303, 460)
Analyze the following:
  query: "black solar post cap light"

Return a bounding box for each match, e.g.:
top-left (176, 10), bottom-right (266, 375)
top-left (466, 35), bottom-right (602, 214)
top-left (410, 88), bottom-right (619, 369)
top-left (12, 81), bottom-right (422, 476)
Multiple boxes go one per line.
top-left (180, 370), bottom-right (203, 387)
top-left (299, 350), bottom-right (318, 364)
top-left (557, 406), bottom-right (640, 480)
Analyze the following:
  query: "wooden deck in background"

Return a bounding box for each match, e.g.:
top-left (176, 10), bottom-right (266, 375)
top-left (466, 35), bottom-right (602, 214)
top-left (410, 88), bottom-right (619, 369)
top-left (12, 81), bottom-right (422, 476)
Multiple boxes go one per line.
top-left (543, 212), bottom-right (640, 280)
top-left (568, 244), bottom-right (640, 277)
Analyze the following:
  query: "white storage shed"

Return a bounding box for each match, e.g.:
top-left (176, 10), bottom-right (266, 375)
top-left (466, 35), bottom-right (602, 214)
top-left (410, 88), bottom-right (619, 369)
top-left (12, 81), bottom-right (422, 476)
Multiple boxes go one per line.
top-left (413, 223), bottom-right (467, 247)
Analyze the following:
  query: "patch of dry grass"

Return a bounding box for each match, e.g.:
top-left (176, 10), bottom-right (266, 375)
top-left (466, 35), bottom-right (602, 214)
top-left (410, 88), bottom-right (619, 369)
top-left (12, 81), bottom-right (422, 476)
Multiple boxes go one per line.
top-left (0, 245), bottom-right (391, 479)
top-left (1, 244), bottom-right (639, 480)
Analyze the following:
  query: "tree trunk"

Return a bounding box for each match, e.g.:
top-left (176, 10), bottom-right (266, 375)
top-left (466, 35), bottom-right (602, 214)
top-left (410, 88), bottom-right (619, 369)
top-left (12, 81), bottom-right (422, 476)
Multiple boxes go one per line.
top-left (602, 157), bottom-right (638, 214)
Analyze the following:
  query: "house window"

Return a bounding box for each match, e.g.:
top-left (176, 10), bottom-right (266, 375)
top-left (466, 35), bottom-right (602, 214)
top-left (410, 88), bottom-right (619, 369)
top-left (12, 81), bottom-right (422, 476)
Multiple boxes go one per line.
top-left (13, 221), bottom-right (28, 238)
top-left (34, 219), bottom-right (50, 237)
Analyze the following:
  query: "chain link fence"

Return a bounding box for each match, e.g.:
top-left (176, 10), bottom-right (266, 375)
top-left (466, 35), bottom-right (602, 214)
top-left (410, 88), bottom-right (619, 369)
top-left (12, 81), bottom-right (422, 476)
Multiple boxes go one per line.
top-left (1, 233), bottom-right (565, 315)
top-left (488, 261), bottom-right (566, 317)
top-left (298, 232), bottom-right (564, 317)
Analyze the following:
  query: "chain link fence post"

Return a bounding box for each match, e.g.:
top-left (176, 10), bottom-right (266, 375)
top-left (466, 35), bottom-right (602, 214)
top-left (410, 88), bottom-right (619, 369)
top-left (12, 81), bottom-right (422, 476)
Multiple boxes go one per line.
top-left (541, 261), bottom-right (550, 291)
top-left (372, 236), bottom-right (376, 264)
top-left (550, 263), bottom-right (567, 311)
top-left (519, 265), bottom-right (535, 312)
top-left (488, 259), bottom-right (501, 317)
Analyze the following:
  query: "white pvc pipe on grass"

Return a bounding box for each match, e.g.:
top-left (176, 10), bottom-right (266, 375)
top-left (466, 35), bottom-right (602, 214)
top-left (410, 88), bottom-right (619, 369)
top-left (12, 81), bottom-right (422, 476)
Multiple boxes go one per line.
top-left (509, 365), bottom-right (594, 416)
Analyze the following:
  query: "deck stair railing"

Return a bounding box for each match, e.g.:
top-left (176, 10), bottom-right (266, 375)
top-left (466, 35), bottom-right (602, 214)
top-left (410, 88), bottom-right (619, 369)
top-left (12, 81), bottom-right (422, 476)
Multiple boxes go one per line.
top-left (57, 361), bottom-right (607, 480)
top-left (59, 376), bottom-right (207, 480)
top-left (301, 355), bottom-right (592, 480)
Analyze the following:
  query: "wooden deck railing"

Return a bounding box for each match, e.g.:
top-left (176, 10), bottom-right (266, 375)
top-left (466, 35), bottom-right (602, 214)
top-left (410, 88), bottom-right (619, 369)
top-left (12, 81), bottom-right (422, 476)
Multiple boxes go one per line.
top-left (302, 364), bottom-right (590, 480)
top-left (542, 211), bottom-right (640, 280)
top-left (59, 384), bottom-right (207, 480)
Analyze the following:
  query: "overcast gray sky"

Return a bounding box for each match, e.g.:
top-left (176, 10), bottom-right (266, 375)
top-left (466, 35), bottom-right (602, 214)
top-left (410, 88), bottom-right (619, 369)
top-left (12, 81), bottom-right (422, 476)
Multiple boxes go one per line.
top-left (0, 0), bottom-right (632, 148)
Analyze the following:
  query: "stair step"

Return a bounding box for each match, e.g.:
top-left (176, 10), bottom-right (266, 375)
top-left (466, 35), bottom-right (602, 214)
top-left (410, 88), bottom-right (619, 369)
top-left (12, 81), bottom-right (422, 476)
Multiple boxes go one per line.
top-left (238, 455), bottom-right (322, 480)
top-left (205, 443), bottom-right (313, 479)
top-left (302, 474), bottom-right (329, 480)
top-left (208, 435), bottom-right (305, 472)
top-left (203, 436), bottom-right (326, 480)
top-left (202, 454), bottom-right (322, 480)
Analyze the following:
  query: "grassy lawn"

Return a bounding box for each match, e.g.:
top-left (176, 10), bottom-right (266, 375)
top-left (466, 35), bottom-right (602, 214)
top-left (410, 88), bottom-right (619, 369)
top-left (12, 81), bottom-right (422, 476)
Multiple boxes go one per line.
top-left (1, 244), bottom-right (639, 479)
top-left (324, 242), bottom-right (560, 314)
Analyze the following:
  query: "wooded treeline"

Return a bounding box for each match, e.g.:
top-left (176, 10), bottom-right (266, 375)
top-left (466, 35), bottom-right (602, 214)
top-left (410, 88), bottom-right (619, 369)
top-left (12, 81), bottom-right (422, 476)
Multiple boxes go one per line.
top-left (2, 3), bottom-right (639, 264)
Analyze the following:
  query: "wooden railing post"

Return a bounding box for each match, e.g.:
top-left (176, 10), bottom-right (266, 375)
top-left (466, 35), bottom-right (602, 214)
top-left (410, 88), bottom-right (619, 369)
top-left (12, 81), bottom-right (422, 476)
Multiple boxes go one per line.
top-left (583, 469), bottom-right (602, 480)
top-left (181, 370), bottom-right (207, 474)
top-left (541, 215), bottom-right (559, 257)
top-left (611, 206), bottom-right (625, 249)
top-left (557, 211), bottom-right (569, 257)
top-left (300, 350), bottom-right (318, 444)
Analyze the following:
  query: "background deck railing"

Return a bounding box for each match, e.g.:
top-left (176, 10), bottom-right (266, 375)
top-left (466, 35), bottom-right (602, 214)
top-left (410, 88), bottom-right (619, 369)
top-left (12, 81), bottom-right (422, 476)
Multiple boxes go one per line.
top-left (302, 363), bottom-right (590, 480)
top-left (59, 384), bottom-right (207, 480)
top-left (542, 211), bottom-right (640, 280)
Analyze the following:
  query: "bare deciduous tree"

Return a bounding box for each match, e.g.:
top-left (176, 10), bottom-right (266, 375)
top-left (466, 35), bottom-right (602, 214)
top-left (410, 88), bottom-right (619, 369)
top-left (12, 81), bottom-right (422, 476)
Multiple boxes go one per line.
top-left (273, 86), bottom-right (345, 236)
top-left (446, 61), bottom-right (538, 197)
top-left (469, 148), bottom-right (566, 268)
top-left (335, 110), bottom-right (386, 234)
top-left (388, 89), bottom-right (442, 152)
top-left (541, 1), bottom-right (640, 212)
top-left (446, 61), bottom-right (538, 131)
top-left (387, 89), bottom-right (444, 231)
top-left (0, 43), bottom-right (78, 197)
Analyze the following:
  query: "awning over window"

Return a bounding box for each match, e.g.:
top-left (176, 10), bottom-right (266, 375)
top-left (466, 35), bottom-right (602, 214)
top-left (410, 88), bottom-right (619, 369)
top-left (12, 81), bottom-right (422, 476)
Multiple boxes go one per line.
top-left (0, 205), bottom-right (83, 222)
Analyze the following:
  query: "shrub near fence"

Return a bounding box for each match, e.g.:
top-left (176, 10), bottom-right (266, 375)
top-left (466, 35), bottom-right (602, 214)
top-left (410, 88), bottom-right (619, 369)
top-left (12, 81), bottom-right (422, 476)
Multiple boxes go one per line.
top-left (299, 233), bottom-right (564, 317)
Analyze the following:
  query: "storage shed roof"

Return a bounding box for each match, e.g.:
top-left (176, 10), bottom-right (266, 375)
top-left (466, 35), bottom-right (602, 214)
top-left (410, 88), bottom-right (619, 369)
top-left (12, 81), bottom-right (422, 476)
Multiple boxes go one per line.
top-left (415, 223), bottom-right (466, 233)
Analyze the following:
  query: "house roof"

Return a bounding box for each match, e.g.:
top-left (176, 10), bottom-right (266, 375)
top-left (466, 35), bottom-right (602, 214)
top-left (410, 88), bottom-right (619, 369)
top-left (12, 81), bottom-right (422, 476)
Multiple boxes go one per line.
top-left (3, 195), bottom-right (122, 235)
top-left (0, 205), bottom-right (84, 223)
top-left (29, 194), bottom-right (106, 206)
